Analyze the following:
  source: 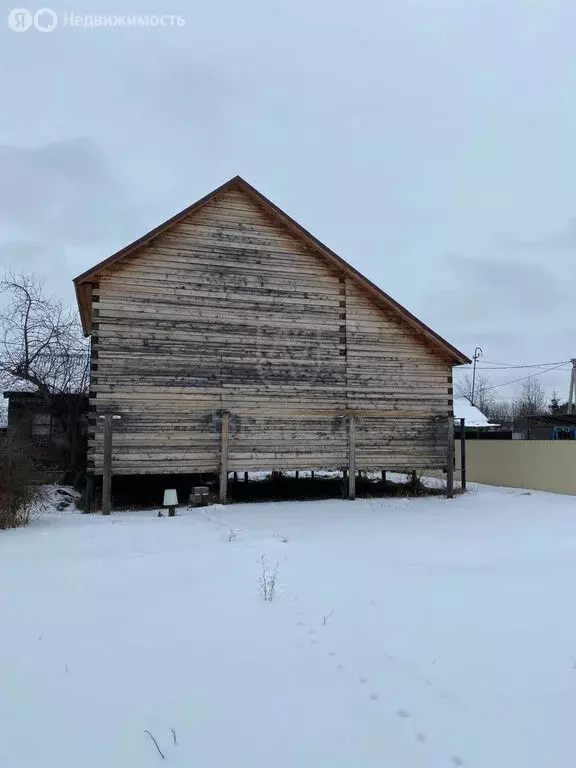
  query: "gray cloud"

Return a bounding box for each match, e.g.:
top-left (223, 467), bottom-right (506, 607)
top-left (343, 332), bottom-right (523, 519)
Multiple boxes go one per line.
top-left (0, 242), bottom-right (53, 270)
top-left (443, 253), bottom-right (570, 314)
top-left (423, 252), bottom-right (570, 340)
top-left (0, 138), bottom-right (136, 247)
top-left (421, 250), bottom-right (574, 397)
top-left (120, 53), bottom-right (238, 137)
top-left (524, 220), bottom-right (576, 252)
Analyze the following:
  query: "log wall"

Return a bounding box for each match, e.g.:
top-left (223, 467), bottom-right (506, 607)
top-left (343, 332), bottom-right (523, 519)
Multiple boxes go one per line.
top-left (88, 188), bottom-right (452, 475)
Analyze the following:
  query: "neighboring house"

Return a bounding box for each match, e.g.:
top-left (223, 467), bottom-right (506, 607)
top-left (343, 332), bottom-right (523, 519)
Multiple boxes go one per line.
top-left (454, 397), bottom-right (494, 428)
top-left (4, 390), bottom-right (60, 445)
top-left (2, 390), bottom-right (88, 473)
top-left (453, 397), bottom-right (511, 439)
top-left (513, 414), bottom-right (576, 440)
top-left (73, 175), bottom-right (470, 500)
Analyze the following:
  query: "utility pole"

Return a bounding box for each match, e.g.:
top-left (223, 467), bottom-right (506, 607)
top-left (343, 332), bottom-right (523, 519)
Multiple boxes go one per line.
top-left (471, 346), bottom-right (483, 406)
top-left (567, 359), bottom-right (576, 414)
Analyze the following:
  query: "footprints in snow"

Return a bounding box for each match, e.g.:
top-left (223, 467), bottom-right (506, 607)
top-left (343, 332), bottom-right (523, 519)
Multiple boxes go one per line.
top-left (210, 515), bottom-right (465, 767)
top-left (292, 611), bottom-right (464, 766)
top-left (295, 614), bottom-right (392, 707)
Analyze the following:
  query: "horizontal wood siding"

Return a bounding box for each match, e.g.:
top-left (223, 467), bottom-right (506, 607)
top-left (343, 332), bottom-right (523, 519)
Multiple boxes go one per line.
top-left (89, 188), bottom-right (451, 475)
top-left (344, 279), bottom-right (451, 469)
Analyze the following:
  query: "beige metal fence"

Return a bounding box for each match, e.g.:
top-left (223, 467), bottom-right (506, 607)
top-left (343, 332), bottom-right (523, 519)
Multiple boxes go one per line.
top-left (455, 440), bottom-right (576, 495)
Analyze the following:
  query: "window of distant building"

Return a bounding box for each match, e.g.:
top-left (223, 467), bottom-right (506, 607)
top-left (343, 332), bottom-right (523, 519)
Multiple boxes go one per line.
top-left (31, 412), bottom-right (52, 444)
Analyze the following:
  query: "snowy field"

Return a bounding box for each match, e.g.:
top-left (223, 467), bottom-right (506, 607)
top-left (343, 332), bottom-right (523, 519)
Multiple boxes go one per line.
top-left (2, 485), bottom-right (576, 767)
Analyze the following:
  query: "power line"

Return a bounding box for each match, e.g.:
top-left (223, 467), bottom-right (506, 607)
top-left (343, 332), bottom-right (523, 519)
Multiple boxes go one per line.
top-left (485, 362), bottom-right (568, 391)
top-left (461, 359), bottom-right (569, 369)
top-left (482, 359), bottom-right (569, 368)
top-left (477, 366), bottom-right (571, 371)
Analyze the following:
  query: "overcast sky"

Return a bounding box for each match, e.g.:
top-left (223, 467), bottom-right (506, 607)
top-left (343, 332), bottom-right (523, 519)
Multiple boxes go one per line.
top-left (1, 0), bottom-right (575, 404)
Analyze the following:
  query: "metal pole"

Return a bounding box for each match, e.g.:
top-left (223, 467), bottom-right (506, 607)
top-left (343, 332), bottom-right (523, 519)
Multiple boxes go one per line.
top-left (460, 417), bottom-right (466, 491)
top-left (568, 359), bottom-right (576, 414)
top-left (471, 346), bottom-right (483, 406)
top-left (446, 415), bottom-right (455, 499)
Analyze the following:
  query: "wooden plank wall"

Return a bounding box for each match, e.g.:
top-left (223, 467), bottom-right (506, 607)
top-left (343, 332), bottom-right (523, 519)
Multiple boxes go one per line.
top-left (344, 280), bottom-right (450, 468)
top-left (88, 188), bottom-right (451, 475)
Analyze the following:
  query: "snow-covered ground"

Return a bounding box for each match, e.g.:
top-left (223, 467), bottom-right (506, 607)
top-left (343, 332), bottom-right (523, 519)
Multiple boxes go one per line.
top-left (2, 484), bottom-right (576, 767)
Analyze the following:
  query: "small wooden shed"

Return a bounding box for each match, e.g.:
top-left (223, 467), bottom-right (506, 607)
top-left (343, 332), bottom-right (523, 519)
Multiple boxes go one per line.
top-left (74, 176), bottom-right (469, 504)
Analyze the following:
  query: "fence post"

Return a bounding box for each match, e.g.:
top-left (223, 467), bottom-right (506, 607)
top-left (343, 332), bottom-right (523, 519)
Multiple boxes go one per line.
top-left (446, 415), bottom-right (455, 499)
top-left (460, 417), bottom-right (466, 490)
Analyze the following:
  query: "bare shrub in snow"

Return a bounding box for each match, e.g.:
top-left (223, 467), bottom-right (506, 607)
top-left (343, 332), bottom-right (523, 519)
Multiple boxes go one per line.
top-left (258, 554), bottom-right (278, 602)
top-left (322, 608), bottom-right (334, 626)
top-left (144, 730), bottom-right (165, 759)
top-left (0, 434), bottom-right (40, 529)
top-left (223, 526), bottom-right (240, 542)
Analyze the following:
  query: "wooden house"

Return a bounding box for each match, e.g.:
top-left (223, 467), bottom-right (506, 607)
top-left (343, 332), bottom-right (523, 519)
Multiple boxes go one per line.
top-left (74, 176), bottom-right (469, 508)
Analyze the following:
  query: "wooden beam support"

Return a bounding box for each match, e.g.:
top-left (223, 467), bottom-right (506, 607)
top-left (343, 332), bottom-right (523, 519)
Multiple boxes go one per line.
top-left (102, 413), bottom-right (113, 515)
top-left (219, 411), bottom-right (230, 503)
top-left (446, 415), bottom-right (455, 499)
top-left (348, 414), bottom-right (356, 500)
top-left (85, 473), bottom-right (94, 514)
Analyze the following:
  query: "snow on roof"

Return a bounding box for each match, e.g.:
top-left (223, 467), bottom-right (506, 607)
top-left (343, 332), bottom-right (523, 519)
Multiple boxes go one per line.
top-left (453, 397), bottom-right (497, 427)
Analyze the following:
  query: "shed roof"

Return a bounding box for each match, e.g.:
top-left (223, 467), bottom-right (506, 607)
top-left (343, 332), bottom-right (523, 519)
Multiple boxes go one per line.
top-left (73, 175), bottom-right (470, 365)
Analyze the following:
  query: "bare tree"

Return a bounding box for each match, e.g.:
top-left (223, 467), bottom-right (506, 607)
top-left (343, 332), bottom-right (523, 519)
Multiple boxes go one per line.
top-left (456, 373), bottom-right (495, 414)
top-left (486, 399), bottom-right (513, 425)
top-left (513, 377), bottom-right (546, 418)
top-left (0, 272), bottom-right (90, 478)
